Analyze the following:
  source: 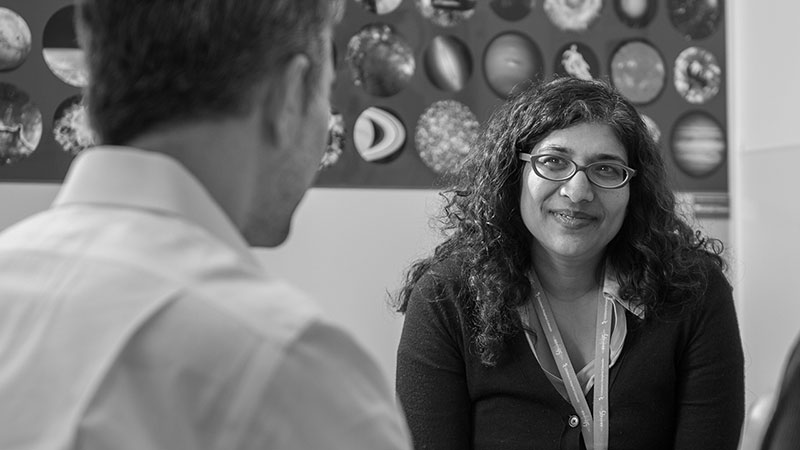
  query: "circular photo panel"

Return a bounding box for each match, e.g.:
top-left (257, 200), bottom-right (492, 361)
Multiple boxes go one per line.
top-left (0, 7), bottom-right (31, 71)
top-left (610, 40), bottom-right (665, 105)
top-left (674, 46), bottom-right (721, 105)
top-left (415, 0), bottom-right (476, 27)
top-left (0, 83), bottom-right (42, 166)
top-left (543, 0), bottom-right (603, 32)
top-left (346, 23), bottom-right (415, 97)
top-left (354, 0), bottom-right (404, 15)
top-left (53, 95), bottom-right (97, 156)
top-left (415, 100), bottom-right (479, 176)
top-left (614, 0), bottom-right (657, 28)
top-left (668, 0), bottom-right (723, 40)
top-left (354, 106), bottom-right (406, 163)
top-left (671, 111), bottom-right (725, 178)
top-left (424, 35), bottom-right (472, 93)
top-left (640, 113), bottom-right (661, 143)
top-left (43, 5), bottom-right (88, 87)
top-left (554, 42), bottom-right (599, 80)
top-left (490, 0), bottom-right (536, 22)
top-left (321, 109), bottom-right (345, 170)
top-left (483, 32), bottom-right (544, 99)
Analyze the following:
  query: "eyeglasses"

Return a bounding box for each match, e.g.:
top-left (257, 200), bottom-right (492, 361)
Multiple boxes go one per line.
top-left (518, 152), bottom-right (636, 189)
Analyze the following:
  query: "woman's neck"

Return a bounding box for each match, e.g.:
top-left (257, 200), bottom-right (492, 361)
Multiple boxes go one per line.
top-left (532, 248), bottom-right (604, 303)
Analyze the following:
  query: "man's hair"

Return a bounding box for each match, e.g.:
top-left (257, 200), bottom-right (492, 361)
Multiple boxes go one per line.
top-left (76, 0), bottom-right (343, 145)
top-left (395, 77), bottom-right (725, 366)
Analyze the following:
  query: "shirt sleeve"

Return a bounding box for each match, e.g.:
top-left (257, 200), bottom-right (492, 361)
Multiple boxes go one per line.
top-left (673, 267), bottom-right (745, 450)
top-left (396, 273), bottom-right (472, 450)
top-left (253, 320), bottom-right (412, 450)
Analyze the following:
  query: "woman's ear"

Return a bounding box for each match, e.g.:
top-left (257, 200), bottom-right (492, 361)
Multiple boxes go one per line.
top-left (260, 53), bottom-right (311, 148)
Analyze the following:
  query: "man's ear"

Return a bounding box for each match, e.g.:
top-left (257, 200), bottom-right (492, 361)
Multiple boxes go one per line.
top-left (262, 53), bottom-right (311, 148)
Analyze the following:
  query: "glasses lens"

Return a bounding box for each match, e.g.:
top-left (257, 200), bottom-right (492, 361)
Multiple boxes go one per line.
top-left (587, 163), bottom-right (628, 187)
top-left (533, 154), bottom-right (574, 180)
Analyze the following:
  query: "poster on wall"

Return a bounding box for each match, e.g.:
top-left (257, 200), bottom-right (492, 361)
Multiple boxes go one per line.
top-left (0, 0), bottom-right (728, 214)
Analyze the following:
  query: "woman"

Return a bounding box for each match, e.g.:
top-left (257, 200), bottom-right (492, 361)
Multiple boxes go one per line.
top-left (394, 77), bottom-right (744, 450)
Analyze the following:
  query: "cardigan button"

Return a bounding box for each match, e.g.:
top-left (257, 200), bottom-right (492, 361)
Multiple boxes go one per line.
top-left (568, 415), bottom-right (580, 428)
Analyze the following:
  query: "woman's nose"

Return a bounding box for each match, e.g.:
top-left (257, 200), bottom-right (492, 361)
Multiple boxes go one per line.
top-left (559, 170), bottom-right (595, 203)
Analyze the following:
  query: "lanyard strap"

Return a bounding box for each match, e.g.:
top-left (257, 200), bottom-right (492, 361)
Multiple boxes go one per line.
top-left (530, 271), bottom-right (612, 450)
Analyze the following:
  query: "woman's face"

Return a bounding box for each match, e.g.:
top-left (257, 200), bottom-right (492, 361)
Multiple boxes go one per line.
top-left (519, 122), bottom-right (630, 264)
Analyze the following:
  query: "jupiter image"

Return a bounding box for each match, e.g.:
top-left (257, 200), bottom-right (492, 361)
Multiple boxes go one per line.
top-left (0, 8), bottom-right (31, 71)
top-left (671, 111), bottom-right (725, 177)
top-left (0, 83), bottom-right (42, 166)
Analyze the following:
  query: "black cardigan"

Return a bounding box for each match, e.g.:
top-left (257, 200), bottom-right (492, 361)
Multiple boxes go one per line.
top-left (396, 259), bottom-right (744, 450)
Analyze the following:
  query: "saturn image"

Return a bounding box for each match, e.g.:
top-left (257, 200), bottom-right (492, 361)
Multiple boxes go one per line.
top-left (43, 6), bottom-right (88, 87)
top-left (610, 40), bottom-right (665, 105)
top-left (354, 106), bottom-right (406, 162)
top-left (0, 8), bottom-right (31, 72)
top-left (0, 83), bottom-right (42, 166)
top-left (346, 23), bottom-right (415, 97)
top-left (415, 100), bottom-right (479, 176)
top-left (671, 111), bottom-right (725, 178)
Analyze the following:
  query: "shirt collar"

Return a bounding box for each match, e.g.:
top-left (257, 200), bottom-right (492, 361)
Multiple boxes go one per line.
top-left (53, 146), bottom-right (257, 265)
top-left (603, 267), bottom-right (645, 319)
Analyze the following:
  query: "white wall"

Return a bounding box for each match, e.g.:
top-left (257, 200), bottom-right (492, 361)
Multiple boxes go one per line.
top-left (729, 0), bottom-right (800, 406)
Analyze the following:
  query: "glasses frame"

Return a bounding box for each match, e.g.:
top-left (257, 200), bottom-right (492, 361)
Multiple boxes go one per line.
top-left (518, 152), bottom-right (637, 189)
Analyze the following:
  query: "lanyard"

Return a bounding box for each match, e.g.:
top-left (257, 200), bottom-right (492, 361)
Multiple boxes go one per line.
top-left (529, 271), bottom-right (612, 450)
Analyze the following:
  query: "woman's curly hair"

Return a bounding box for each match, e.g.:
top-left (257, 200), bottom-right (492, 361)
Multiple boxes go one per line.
top-left (394, 77), bottom-right (725, 366)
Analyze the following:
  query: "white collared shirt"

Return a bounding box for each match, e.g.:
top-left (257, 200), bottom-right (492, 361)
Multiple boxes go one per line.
top-left (0, 147), bottom-right (411, 450)
top-left (518, 270), bottom-right (645, 399)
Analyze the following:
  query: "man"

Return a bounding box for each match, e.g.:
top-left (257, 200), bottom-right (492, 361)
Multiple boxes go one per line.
top-left (0, 1), bottom-right (411, 449)
top-left (759, 335), bottom-right (800, 449)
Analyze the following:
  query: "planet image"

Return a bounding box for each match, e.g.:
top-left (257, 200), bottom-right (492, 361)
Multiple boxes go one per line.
top-left (416, 0), bottom-right (476, 27)
top-left (610, 40), bottom-right (665, 105)
top-left (0, 83), bottom-right (42, 166)
top-left (640, 113), bottom-right (661, 143)
top-left (424, 35), bottom-right (472, 92)
top-left (354, 106), bottom-right (406, 162)
top-left (354, 0), bottom-right (403, 15)
top-left (0, 8), bottom-right (31, 71)
top-left (415, 100), bottom-right (480, 176)
top-left (674, 46), bottom-right (721, 104)
top-left (483, 32), bottom-right (543, 99)
top-left (346, 23), bottom-right (415, 97)
top-left (490, 0), bottom-right (536, 22)
top-left (668, 0), bottom-right (722, 40)
top-left (554, 42), bottom-right (599, 80)
top-left (43, 6), bottom-right (88, 87)
top-left (671, 111), bottom-right (725, 177)
top-left (53, 95), bottom-right (97, 156)
top-left (543, 0), bottom-right (603, 32)
top-left (321, 110), bottom-right (345, 170)
top-left (614, 0), bottom-right (657, 28)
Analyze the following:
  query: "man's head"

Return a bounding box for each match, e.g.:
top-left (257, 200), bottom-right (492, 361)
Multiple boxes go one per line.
top-left (75, 0), bottom-right (343, 247)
